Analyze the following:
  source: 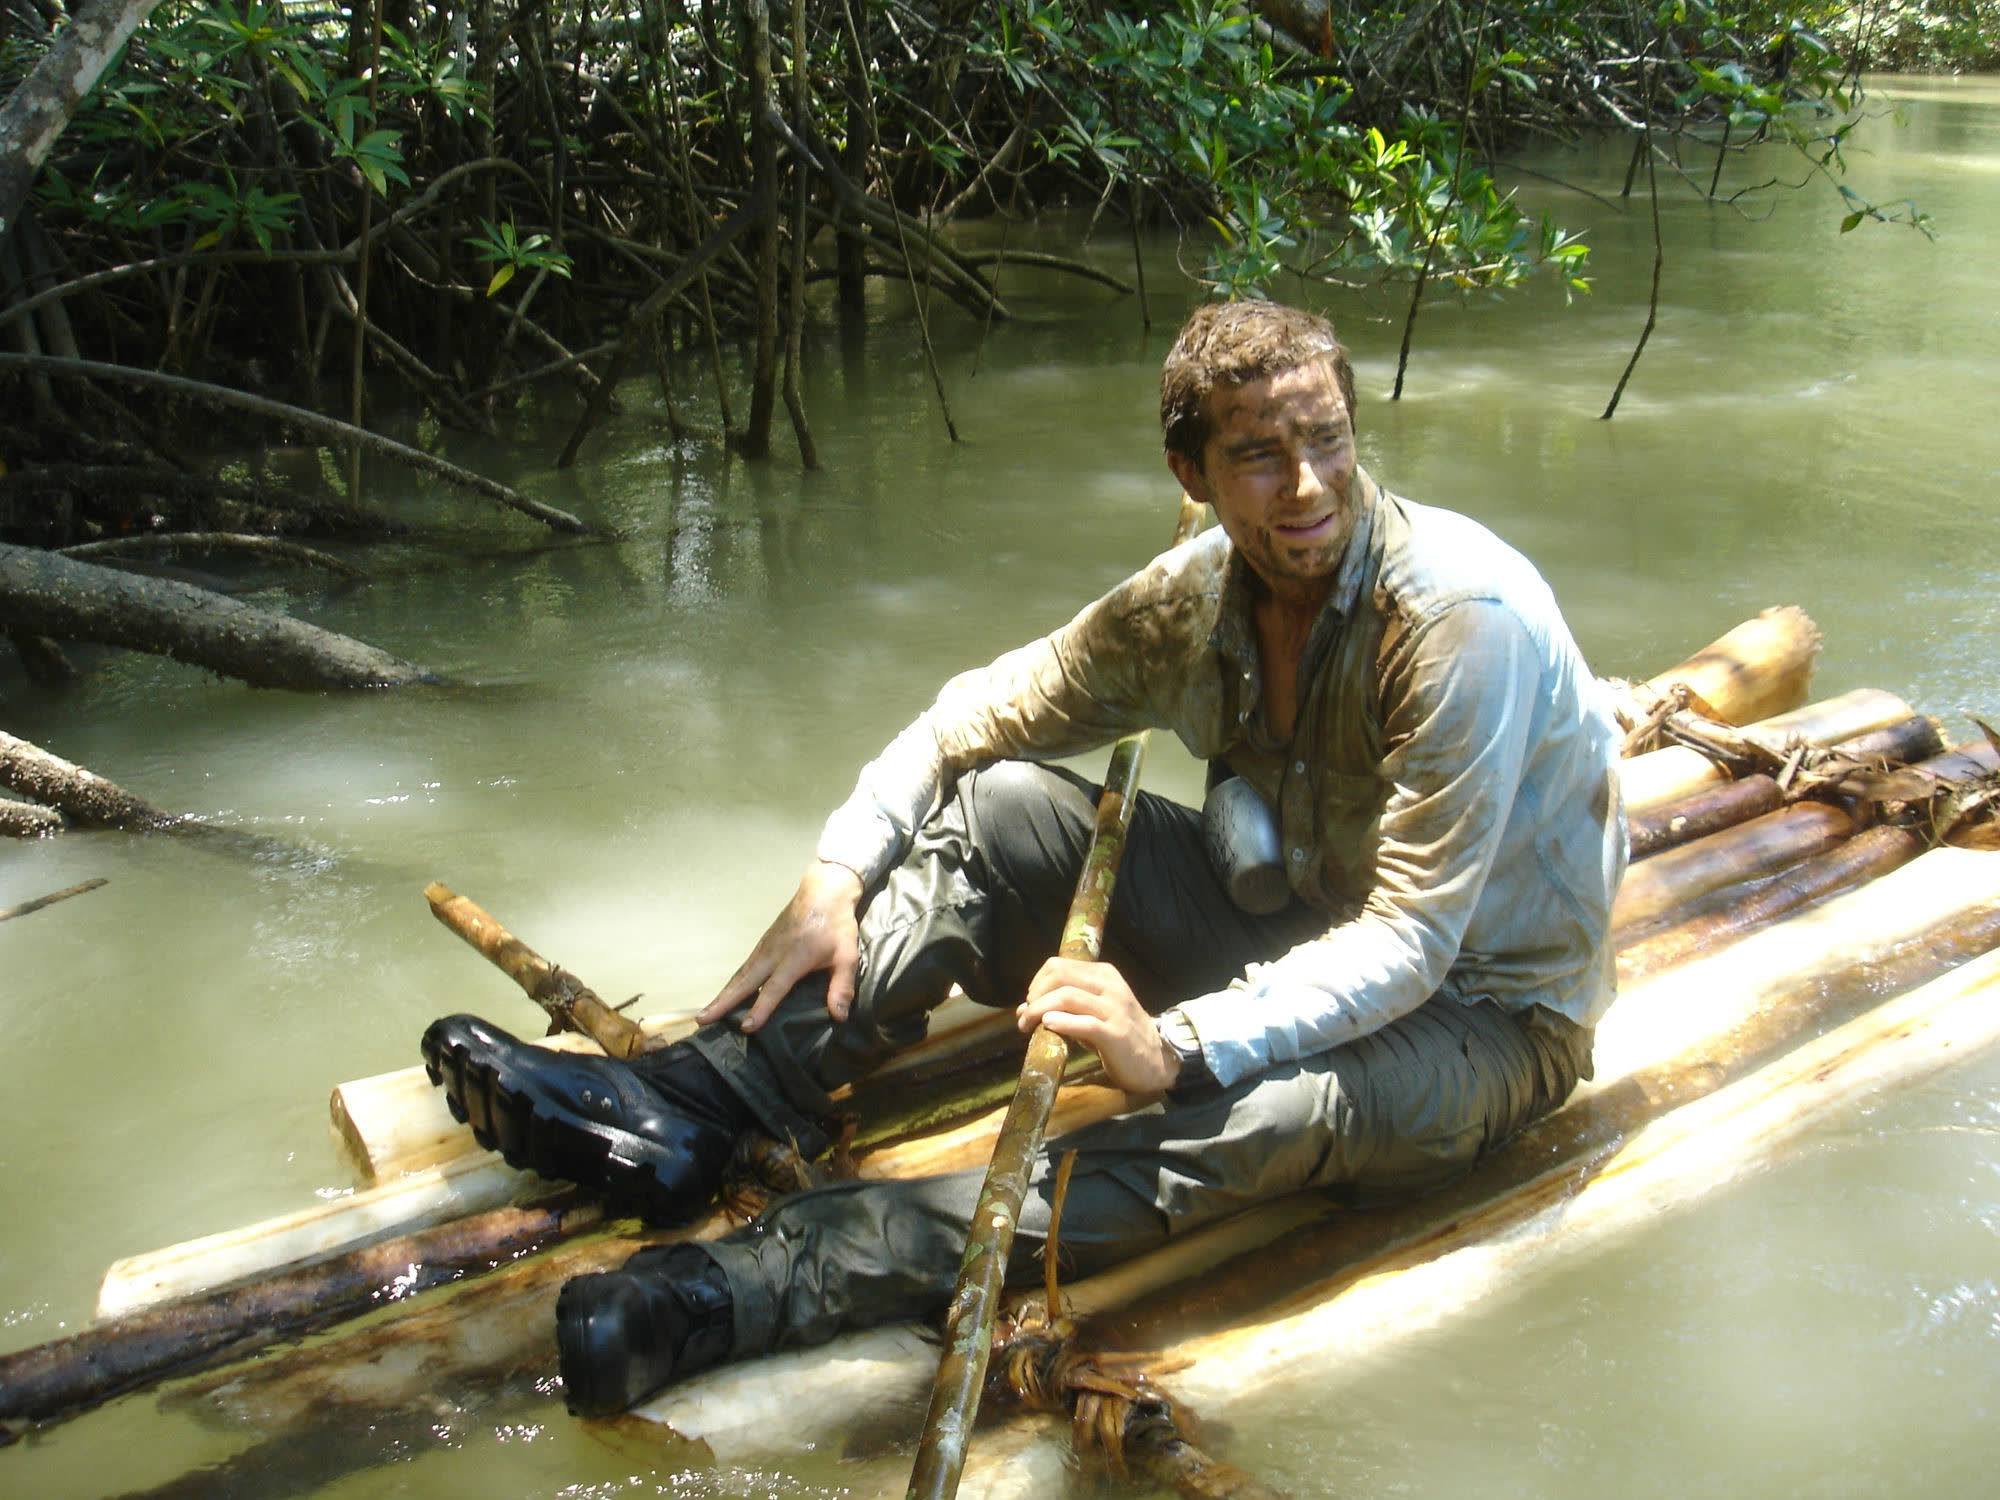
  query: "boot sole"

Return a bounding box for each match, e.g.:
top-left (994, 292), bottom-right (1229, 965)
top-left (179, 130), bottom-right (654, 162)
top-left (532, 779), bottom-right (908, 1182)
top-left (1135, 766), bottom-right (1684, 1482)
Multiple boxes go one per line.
top-left (421, 1023), bottom-right (692, 1224)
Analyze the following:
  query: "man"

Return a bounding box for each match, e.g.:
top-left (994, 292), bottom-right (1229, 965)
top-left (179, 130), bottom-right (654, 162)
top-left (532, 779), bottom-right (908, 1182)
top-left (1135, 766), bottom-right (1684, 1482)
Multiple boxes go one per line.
top-left (421, 299), bottom-right (1627, 1418)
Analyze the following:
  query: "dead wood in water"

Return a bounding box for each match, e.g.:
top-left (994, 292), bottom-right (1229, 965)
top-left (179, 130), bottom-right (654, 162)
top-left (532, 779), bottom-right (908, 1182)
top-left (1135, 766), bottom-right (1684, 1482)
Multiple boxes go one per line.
top-left (0, 542), bottom-right (428, 690)
top-left (0, 730), bottom-right (181, 830)
top-left (0, 876), bottom-right (106, 919)
top-left (0, 795), bottom-right (63, 838)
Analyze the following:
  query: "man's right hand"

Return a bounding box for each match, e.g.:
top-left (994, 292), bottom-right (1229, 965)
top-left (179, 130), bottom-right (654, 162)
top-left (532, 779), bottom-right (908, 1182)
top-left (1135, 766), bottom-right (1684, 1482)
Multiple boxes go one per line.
top-left (699, 860), bottom-right (865, 1033)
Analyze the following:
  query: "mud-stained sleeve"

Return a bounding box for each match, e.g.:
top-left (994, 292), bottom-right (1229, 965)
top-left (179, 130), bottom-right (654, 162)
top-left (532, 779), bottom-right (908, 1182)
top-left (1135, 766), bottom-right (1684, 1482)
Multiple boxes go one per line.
top-left (1173, 598), bottom-right (1541, 1086)
top-left (815, 578), bottom-right (1166, 886)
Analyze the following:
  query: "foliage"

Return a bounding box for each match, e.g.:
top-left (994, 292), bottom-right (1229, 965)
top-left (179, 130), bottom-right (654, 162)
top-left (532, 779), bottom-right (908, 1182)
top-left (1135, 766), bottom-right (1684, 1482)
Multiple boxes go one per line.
top-left (0, 0), bottom-right (1975, 449)
top-left (1827, 0), bottom-right (2000, 69)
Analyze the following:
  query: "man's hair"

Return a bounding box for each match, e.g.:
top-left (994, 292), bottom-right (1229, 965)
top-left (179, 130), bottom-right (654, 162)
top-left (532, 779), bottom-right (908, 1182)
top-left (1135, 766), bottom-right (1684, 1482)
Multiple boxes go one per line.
top-left (1159, 300), bottom-right (1357, 466)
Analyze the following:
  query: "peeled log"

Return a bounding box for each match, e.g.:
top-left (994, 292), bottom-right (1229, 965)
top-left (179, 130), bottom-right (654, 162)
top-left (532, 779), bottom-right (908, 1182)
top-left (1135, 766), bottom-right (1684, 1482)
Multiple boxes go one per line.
top-left (0, 542), bottom-right (430, 690)
top-left (1628, 775), bottom-right (1784, 860)
top-left (1625, 605), bottom-right (1821, 725)
top-left (1610, 801), bottom-right (1853, 936)
top-left (95, 1154), bottom-right (538, 1320)
top-left (1620, 687), bottom-right (1914, 817)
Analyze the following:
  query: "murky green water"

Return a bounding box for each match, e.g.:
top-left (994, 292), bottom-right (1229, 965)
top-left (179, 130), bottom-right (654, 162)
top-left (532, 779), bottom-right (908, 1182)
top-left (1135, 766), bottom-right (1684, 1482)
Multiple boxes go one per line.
top-left (5, 76), bottom-right (2000, 1498)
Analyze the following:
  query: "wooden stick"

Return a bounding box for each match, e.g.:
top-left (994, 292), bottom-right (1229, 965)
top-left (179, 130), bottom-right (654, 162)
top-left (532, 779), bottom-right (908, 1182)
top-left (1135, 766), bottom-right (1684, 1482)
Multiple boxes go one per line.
top-left (907, 499), bottom-right (1203, 1500)
top-left (422, 883), bottom-right (649, 1060)
top-left (0, 876), bottom-right (103, 919)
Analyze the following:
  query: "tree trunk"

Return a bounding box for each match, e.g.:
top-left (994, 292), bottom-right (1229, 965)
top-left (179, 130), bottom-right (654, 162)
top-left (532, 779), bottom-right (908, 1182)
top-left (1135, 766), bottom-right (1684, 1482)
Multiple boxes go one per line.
top-left (0, 542), bottom-right (431, 689)
top-left (0, 0), bottom-right (171, 241)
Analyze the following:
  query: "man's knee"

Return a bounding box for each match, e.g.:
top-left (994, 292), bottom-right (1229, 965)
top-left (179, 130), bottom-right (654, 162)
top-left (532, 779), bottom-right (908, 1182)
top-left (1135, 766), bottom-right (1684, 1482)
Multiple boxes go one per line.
top-left (956, 760), bottom-right (1096, 897)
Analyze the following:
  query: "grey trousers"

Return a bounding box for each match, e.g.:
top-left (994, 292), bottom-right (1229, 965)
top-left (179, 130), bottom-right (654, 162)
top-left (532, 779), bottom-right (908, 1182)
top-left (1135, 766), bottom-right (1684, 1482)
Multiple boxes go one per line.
top-left (689, 761), bottom-right (1592, 1359)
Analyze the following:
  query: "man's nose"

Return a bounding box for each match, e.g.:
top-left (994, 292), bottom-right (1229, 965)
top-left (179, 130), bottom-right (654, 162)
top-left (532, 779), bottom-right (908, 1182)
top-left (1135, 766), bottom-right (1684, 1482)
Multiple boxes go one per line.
top-left (1294, 453), bottom-right (1324, 498)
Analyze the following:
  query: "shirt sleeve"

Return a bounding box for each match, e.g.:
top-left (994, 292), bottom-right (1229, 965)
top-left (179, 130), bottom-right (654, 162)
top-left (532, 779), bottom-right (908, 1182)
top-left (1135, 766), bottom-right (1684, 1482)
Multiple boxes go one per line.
top-left (1174, 599), bottom-right (1544, 1087)
top-left (815, 584), bottom-right (1165, 886)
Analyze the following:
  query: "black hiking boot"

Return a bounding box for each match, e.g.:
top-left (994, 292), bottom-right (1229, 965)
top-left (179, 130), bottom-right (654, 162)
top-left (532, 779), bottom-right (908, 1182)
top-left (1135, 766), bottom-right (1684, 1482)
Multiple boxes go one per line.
top-left (420, 1014), bottom-right (751, 1224)
top-left (556, 1243), bottom-right (736, 1416)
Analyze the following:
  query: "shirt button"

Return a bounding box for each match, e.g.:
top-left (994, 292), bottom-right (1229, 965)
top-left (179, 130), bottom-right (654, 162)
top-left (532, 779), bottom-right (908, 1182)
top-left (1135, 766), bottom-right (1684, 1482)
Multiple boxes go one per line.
top-left (1293, 760), bottom-right (1306, 774)
top-left (1291, 848), bottom-right (1306, 863)
top-left (1238, 710), bottom-right (1248, 722)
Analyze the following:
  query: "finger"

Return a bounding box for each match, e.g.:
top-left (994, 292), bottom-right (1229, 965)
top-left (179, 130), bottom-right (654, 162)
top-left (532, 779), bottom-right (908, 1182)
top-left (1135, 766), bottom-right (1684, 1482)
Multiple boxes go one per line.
top-left (700, 947), bottom-right (776, 1024)
top-left (825, 936), bottom-right (859, 1023)
top-left (739, 946), bottom-right (819, 1033)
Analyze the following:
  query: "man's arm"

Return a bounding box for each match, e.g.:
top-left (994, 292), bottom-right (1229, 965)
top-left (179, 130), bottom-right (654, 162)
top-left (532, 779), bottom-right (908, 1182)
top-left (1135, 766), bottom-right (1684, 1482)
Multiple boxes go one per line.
top-left (1171, 599), bottom-right (1548, 1087)
top-left (704, 568), bottom-right (1175, 1029)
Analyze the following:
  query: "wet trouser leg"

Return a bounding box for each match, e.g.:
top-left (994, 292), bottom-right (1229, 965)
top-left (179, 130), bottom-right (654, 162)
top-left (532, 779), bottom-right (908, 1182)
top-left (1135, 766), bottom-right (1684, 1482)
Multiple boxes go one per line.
top-left (685, 761), bottom-right (1593, 1359)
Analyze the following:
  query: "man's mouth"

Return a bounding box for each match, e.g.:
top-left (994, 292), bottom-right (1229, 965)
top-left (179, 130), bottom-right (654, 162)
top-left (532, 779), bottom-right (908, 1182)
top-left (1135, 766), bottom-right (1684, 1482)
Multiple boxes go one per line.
top-left (1275, 511), bottom-right (1338, 540)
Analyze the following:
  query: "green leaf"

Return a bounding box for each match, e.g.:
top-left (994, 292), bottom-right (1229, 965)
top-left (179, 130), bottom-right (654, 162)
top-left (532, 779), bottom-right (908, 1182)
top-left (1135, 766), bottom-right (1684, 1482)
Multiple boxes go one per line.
top-left (486, 264), bottom-right (516, 297)
top-left (1840, 211), bottom-right (1865, 233)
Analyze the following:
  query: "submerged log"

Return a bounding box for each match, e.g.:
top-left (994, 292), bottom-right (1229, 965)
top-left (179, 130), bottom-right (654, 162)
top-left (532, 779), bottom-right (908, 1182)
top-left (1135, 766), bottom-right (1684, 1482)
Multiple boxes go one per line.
top-left (0, 542), bottom-right (430, 690)
top-left (0, 794), bottom-right (62, 837)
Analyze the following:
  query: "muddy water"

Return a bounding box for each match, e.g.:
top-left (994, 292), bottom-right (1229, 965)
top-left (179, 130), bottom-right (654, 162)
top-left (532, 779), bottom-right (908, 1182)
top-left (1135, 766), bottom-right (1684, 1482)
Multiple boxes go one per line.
top-left (4, 75), bottom-right (2000, 1498)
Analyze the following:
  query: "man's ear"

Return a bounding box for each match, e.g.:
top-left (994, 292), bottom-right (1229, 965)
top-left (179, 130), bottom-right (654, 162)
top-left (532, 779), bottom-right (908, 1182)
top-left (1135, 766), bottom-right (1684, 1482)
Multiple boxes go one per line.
top-left (1166, 449), bottom-right (1209, 507)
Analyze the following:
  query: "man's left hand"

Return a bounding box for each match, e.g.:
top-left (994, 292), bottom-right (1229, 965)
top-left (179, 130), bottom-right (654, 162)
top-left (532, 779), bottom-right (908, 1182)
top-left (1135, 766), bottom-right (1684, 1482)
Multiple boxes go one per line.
top-left (1018, 957), bottom-right (1179, 1095)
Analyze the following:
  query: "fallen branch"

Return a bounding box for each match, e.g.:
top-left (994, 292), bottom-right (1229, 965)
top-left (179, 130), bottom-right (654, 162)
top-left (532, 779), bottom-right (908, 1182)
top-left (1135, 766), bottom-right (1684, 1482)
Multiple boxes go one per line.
top-left (0, 877), bottom-right (105, 918)
top-left (0, 730), bottom-right (181, 830)
top-left (0, 542), bottom-right (428, 690)
top-left (0, 796), bottom-right (64, 837)
top-left (0, 354), bottom-right (599, 535)
top-left (60, 533), bottom-right (366, 579)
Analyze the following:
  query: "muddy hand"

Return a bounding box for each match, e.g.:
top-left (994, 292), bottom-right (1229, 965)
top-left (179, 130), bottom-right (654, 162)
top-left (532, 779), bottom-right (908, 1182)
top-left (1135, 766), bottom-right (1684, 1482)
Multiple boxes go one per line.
top-left (701, 860), bottom-right (865, 1032)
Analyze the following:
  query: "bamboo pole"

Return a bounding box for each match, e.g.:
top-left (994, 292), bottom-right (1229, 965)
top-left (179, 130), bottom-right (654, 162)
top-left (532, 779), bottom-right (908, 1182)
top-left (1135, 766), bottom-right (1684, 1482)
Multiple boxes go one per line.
top-left (906, 497), bottom-right (1203, 1500)
top-left (1627, 774), bottom-right (1782, 860)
